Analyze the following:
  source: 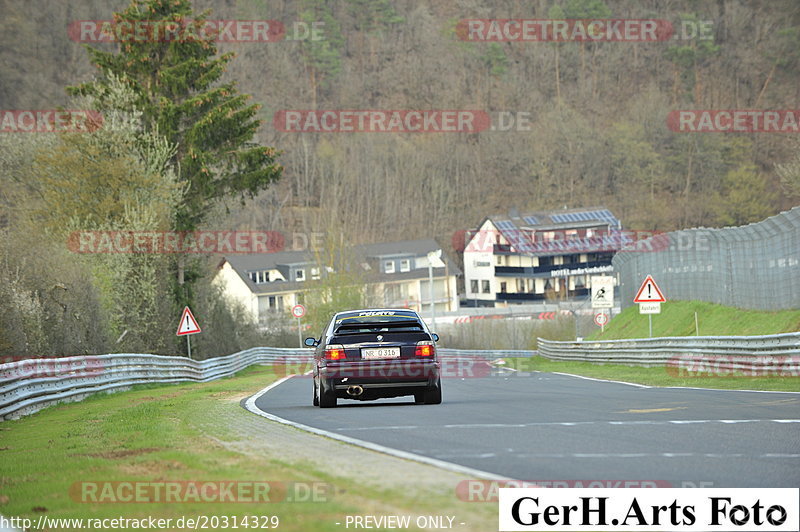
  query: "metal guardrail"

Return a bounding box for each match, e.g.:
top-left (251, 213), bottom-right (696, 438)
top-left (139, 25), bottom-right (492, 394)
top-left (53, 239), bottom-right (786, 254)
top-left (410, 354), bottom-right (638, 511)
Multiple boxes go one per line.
top-left (538, 333), bottom-right (800, 373)
top-left (438, 348), bottom-right (533, 359)
top-left (0, 347), bottom-right (527, 421)
top-left (0, 347), bottom-right (309, 421)
top-left (3, 335), bottom-right (796, 421)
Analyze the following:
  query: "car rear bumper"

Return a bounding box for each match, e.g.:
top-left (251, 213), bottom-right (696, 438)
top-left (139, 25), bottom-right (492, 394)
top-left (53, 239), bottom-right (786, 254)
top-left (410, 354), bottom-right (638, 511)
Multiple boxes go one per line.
top-left (319, 359), bottom-right (440, 398)
top-left (320, 359), bottom-right (440, 382)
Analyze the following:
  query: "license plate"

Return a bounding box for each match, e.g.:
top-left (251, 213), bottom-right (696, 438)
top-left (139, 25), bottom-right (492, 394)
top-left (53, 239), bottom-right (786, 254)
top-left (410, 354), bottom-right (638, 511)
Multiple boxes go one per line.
top-left (361, 347), bottom-right (400, 359)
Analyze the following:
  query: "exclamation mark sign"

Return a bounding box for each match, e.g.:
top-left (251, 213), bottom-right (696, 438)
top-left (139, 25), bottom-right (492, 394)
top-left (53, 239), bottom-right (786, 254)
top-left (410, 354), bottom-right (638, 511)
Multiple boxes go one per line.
top-left (647, 284), bottom-right (652, 298)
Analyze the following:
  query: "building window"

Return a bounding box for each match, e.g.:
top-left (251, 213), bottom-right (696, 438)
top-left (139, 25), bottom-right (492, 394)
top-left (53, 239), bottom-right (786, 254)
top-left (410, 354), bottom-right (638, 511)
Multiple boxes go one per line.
top-left (384, 260), bottom-right (395, 274)
top-left (251, 271), bottom-right (270, 284)
top-left (482, 280), bottom-right (490, 293)
top-left (296, 269), bottom-right (305, 281)
top-left (496, 255), bottom-right (503, 265)
top-left (470, 280), bottom-right (478, 294)
top-left (500, 281), bottom-right (507, 293)
top-left (311, 267), bottom-right (320, 280)
top-left (400, 259), bottom-right (411, 272)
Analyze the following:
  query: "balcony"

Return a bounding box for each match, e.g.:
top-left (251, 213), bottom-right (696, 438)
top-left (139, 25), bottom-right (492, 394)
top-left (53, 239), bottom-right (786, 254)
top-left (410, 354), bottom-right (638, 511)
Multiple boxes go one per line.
top-left (494, 260), bottom-right (612, 277)
top-left (495, 292), bottom-right (546, 302)
top-left (495, 287), bottom-right (589, 302)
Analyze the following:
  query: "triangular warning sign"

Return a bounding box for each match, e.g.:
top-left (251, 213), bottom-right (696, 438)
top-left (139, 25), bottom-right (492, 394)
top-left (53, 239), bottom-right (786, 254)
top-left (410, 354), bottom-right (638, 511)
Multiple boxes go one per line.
top-left (176, 306), bottom-right (201, 336)
top-left (633, 275), bottom-right (666, 303)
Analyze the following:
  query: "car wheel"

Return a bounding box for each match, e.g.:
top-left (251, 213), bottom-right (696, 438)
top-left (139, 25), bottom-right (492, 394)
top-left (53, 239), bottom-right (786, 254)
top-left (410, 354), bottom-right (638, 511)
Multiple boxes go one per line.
top-left (319, 383), bottom-right (337, 408)
top-left (312, 377), bottom-right (319, 406)
top-left (423, 378), bottom-right (442, 405)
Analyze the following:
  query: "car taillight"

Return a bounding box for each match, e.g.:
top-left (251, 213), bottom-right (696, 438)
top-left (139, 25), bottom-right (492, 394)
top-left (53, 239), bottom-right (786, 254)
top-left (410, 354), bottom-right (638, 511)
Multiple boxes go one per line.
top-left (324, 344), bottom-right (346, 360)
top-left (415, 341), bottom-right (435, 357)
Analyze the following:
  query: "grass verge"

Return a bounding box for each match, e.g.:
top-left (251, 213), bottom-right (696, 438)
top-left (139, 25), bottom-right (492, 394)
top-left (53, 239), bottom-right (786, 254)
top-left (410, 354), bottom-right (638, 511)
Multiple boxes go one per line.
top-left (0, 365), bottom-right (496, 530)
top-left (588, 300), bottom-right (800, 340)
top-left (504, 357), bottom-right (800, 392)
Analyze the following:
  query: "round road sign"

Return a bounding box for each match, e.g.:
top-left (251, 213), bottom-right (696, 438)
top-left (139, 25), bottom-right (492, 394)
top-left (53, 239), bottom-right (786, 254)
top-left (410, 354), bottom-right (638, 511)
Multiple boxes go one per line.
top-left (291, 304), bottom-right (306, 319)
top-left (594, 312), bottom-right (609, 327)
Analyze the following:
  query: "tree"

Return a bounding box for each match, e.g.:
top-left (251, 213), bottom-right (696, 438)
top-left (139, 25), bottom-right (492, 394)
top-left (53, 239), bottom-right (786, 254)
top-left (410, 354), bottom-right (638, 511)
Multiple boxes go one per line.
top-left (775, 140), bottom-right (800, 200)
top-left (27, 77), bottom-right (183, 353)
top-left (560, 0), bottom-right (611, 96)
top-left (664, 13), bottom-right (721, 104)
top-left (713, 165), bottom-right (776, 226)
top-left (68, 0), bottom-right (283, 317)
top-left (298, 0), bottom-right (344, 108)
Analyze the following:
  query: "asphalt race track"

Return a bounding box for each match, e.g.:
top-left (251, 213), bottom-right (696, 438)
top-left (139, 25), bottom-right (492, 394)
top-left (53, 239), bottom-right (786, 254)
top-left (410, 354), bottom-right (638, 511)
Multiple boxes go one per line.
top-left (250, 369), bottom-right (800, 488)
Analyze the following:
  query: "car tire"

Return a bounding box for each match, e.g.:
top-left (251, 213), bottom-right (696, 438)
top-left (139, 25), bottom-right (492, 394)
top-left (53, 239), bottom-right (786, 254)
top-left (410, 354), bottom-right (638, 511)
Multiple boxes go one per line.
top-left (312, 378), bottom-right (319, 406)
top-left (423, 378), bottom-right (442, 405)
top-left (319, 384), bottom-right (337, 408)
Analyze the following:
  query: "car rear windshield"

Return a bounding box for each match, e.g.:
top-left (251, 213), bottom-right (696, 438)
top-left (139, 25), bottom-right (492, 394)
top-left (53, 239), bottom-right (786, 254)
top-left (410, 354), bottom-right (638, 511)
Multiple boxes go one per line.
top-left (333, 311), bottom-right (424, 335)
top-left (334, 310), bottom-right (419, 325)
top-left (335, 320), bottom-right (424, 335)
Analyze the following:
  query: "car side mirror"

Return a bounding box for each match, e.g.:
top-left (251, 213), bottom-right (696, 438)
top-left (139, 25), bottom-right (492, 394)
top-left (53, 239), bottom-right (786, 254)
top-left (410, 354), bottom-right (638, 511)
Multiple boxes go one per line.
top-left (304, 337), bottom-right (318, 347)
top-left (431, 333), bottom-right (439, 343)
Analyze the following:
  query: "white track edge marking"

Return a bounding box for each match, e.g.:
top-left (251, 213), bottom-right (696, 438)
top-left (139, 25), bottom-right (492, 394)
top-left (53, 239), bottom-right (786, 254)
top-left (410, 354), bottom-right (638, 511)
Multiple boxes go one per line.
top-left (551, 371), bottom-right (800, 394)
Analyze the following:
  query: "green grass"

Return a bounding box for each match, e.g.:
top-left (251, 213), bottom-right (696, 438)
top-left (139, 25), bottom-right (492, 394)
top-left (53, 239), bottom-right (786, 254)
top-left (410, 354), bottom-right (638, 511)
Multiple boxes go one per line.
top-left (588, 300), bottom-right (800, 340)
top-left (519, 301), bottom-right (800, 391)
top-left (504, 357), bottom-right (800, 391)
top-left (0, 366), bottom-right (496, 530)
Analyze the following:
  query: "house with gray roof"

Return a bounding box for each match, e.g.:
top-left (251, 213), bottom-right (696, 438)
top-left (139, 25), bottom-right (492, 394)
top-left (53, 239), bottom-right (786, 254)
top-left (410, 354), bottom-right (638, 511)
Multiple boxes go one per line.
top-left (462, 207), bottom-right (623, 306)
top-left (214, 239), bottom-right (460, 324)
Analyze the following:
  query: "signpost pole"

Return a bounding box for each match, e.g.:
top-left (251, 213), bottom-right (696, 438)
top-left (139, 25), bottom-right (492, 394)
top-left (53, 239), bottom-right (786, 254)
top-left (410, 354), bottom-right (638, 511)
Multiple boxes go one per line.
top-left (648, 314), bottom-right (653, 338)
top-left (297, 317), bottom-right (302, 348)
top-left (428, 261), bottom-right (436, 330)
top-left (187, 335), bottom-right (192, 360)
top-left (291, 304), bottom-right (306, 347)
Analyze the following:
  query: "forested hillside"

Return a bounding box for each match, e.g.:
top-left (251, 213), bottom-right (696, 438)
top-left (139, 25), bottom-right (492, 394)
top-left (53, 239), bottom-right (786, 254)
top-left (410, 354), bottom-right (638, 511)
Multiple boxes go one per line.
top-left (2, 0), bottom-right (799, 242)
top-left (0, 0), bottom-right (798, 357)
